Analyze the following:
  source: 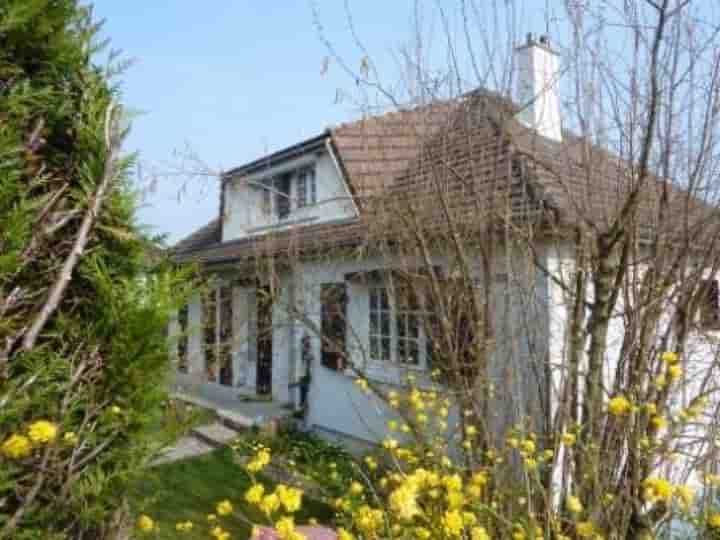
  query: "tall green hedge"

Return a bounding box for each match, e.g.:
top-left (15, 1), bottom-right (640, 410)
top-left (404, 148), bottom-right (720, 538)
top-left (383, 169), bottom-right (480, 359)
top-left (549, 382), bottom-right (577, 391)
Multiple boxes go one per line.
top-left (0, 2), bottom-right (193, 538)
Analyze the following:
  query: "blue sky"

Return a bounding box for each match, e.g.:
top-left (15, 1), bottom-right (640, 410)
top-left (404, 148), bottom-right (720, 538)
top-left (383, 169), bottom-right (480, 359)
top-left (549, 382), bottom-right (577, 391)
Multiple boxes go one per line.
top-left (92, 1), bottom-right (433, 243)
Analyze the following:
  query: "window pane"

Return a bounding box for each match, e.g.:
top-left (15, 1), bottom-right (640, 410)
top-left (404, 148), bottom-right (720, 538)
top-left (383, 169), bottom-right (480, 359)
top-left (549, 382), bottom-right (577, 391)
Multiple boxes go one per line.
top-left (370, 311), bottom-right (378, 333)
top-left (370, 336), bottom-right (379, 360)
top-left (382, 337), bottom-right (391, 361)
top-left (381, 312), bottom-right (390, 335)
top-left (370, 289), bottom-right (378, 310)
top-left (380, 289), bottom-right (389, 310)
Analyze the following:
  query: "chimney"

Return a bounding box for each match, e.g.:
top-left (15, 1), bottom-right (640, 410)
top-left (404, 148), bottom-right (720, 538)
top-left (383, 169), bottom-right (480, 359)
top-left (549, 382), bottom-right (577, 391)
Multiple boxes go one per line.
top-left (515, 33), bottom-right (562, 141)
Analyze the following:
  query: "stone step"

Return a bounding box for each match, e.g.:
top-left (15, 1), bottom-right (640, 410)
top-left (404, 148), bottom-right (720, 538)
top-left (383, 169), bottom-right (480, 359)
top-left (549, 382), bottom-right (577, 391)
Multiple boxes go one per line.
top-left (191, 422), bottom-right (243, 448)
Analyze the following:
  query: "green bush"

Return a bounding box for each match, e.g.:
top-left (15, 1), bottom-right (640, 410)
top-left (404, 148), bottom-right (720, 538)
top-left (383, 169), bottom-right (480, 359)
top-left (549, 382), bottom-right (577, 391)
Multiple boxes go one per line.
top-left (0, 2), bottom-right (194, 538)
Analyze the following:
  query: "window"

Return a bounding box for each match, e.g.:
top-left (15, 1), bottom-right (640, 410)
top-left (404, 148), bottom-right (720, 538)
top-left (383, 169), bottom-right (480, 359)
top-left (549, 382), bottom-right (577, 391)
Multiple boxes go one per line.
top-left (369, 286), bottom-right (428, 368)
top-left (297, 166), bottom-right (317, 208)
top-left (203, 285), bottom-right (235, 386)
top-left (258, 165), bottom-right (316, 219)
top-left (699, 279), bottom-right (720, 330)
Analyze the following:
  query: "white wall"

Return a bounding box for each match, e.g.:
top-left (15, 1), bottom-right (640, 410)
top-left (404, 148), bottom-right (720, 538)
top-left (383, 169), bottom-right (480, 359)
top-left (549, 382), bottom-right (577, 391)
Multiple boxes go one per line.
top-left (222, 150), bottom-right (357, 242)
top-left (545, 243), bottom-right (720, 489)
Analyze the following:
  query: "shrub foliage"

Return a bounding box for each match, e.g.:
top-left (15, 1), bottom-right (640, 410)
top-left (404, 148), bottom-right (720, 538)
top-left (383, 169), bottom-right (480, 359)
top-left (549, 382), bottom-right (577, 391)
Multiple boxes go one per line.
top-left (0, 2), bottom-right (192, 538)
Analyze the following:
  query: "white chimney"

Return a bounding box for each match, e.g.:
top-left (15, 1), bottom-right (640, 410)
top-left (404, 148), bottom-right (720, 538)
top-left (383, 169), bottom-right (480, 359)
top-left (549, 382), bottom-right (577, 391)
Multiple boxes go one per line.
top-left (515, 33), bottom-right (562, 141)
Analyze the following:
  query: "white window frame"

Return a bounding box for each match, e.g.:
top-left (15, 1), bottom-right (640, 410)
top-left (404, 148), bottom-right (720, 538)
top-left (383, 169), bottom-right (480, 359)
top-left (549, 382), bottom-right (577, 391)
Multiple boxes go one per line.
top-left (368, 285), bottom-right (429, 370)
top-left (258, 164), bottom-right (317, 219)
top-left (297, 166), bottom-right (317, 208)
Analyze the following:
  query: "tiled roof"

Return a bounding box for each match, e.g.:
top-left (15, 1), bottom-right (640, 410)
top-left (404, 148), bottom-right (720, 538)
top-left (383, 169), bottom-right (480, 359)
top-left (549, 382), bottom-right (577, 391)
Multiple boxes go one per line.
top-left (174, 218), bottom-right (221, 253)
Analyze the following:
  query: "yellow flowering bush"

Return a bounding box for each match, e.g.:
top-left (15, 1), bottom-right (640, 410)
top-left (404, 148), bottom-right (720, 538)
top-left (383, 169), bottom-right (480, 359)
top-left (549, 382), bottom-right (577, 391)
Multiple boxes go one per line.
top-left (144, 349), bottom-right (718, 539)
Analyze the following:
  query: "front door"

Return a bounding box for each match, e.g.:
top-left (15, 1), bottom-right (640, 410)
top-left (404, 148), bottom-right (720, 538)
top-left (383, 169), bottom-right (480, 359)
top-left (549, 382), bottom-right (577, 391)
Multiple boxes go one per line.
top-left (256, 285), bottom-right (273, 395)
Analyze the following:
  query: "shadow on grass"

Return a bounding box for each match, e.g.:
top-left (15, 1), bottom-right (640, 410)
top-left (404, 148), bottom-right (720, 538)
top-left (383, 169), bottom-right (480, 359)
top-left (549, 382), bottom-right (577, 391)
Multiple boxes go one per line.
top-left (133, 447), bottom-right (334, 539)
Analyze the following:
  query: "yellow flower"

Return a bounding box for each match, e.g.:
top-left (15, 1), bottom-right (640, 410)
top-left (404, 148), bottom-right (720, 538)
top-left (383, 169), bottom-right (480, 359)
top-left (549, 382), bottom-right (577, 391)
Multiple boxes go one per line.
top-left (389, 483), bottom-right (420, 521)
top-left (520, 439), bottom-right (536, 455)
top-left (1, 434), bottom-right (32, 459)
top-left (444, 473), bottom-right (463, 492)
top-left (246, 448), bottom-right (271, 472)
top-left (259, 493), bottom-right (280, 515)
top-left (709, 513), bottom-right (720, 529)
top-left (608, 396), bottom-right (631, 417)
top-left (442, 509), bottom-right (465, 536)
top-left (137, 514), bottom-right (155, 533)
top-left (471, 526), bottom-right (491, 540)
top-left (207, 514), bottom-right (217, 522)
top-left (675, 484), bottom-right (694, 511)
top-left (661, 351), bottom-right (679, 365)
top-left (466, 425), bottom-right (478, 437)
top-left (561, 432), bottom-right (576, 446)
top-left (337, 528), bottom-right (354, 540)
top-left (216, 499), bottom-right (233, 516)
top-left (414, 526), bottom-right (431, 539)
top-left (175, 521), bottom-right (194, 532)
top-left (356, 505), bottom-right (384, 535)
top-left (349, 481), bottom-right (364, 495)
top-left (524, 457), bottom-right (538, 471)
top-left (667, 364), bottom-right (683, 380)
top-left (276, 516), bottom-right (296, 539)
top-left (383, 438), bottom-right (399, 450)
top-left (110, 405), bottom-right (122, 415)
top-left (245, 483), bottom-right (265, 505)
top-left (355, 378), bottom-right (369, 392)
top-left (27, 420), bottom-right (58, 444)
top-left (463, 512), bottom-right (478, 526)
top-left (643, 477), bottom-right (673, 503)
top-left (276, 485), bottom-right (303, 512)
top-left (650, 415), bottom-right (667, 431)
top-left (447, 490), bottom-right (465, 509)
top-left (566, 495), bottom-right (583, 514)
top-left (576, 521), bottom-right (595, 538)
top-left (63, 431), bottom-right (78, 445)
top-left (655, 374), bottom-right (667, 389)
top-left (211, 526), bottom-right (231, 540)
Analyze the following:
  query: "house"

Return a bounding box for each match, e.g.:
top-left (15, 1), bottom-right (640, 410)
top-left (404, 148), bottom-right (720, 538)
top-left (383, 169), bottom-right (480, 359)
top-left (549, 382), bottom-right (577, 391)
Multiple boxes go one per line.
top-left (169, 34), bottom-right (720, 465)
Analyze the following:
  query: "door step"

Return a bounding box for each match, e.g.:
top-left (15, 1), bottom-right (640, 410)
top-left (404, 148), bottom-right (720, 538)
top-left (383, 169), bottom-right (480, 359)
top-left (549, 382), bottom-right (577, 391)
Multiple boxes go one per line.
top-left (191, 422), bottom-right (243, 449)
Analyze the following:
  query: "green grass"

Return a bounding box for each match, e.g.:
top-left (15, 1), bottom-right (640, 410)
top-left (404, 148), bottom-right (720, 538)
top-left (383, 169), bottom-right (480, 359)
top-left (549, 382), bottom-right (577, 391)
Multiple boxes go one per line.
top-left (133, 448), bottom-right (333, 539)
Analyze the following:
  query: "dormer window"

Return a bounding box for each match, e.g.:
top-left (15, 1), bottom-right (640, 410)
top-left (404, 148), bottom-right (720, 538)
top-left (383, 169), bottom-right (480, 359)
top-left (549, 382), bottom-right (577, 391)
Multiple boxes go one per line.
top-left (258, 164), bottom-right (317, 220)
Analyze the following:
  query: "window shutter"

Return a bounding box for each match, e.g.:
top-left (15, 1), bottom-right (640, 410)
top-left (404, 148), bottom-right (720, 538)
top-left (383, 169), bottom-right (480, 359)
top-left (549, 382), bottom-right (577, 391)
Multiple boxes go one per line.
top-left (321, 283), bottom-right (347, 371)
top-left (177, 304), bottom-right (189, 373)
top-left (700, 279), bottom-right (720, 329)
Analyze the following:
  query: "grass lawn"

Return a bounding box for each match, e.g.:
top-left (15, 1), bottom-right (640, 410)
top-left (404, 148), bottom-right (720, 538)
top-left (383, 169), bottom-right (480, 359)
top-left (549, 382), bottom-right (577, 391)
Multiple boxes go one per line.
top-left (133, 447), bottom-right (334, 539)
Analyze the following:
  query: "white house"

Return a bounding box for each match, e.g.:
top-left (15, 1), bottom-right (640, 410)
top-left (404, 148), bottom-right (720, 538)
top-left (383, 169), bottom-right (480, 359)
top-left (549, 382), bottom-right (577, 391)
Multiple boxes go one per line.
top-left (169, 34), bottom-right (720, 468)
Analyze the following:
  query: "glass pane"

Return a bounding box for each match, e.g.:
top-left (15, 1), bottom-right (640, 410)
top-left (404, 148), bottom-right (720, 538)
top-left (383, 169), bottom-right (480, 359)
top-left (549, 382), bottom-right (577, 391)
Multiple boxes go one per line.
top-left (397, 313), bottom-right (407, 338)
top-left (382, 337), bottom-right (391, 361)
top-left (370, 311), bottom-right (378, 333)
top-left (370, 337), bottom-right (379, 360)
top-left (380, 289), bottom-right (389, 310)
top-left (381, 312), bottom-right (390, 335)
top-left (408, 314), bottom-right (419, 338)
top-left (370, 289), bottom-right (378, 310)
top-left (407, 341), bottom-right (419, 365)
